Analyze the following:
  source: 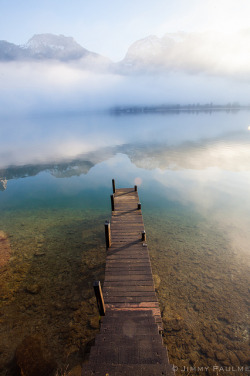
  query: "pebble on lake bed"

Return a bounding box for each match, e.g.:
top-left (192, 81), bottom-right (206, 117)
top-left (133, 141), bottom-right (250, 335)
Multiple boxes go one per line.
top-left (153, 274), bottom-right (161, 289)
top-left (34, 250), bottom-right (46, 257)
top-left (25, 284), bottom-right (41, 294)
top-left (0, 230), bottom-right (11, 268)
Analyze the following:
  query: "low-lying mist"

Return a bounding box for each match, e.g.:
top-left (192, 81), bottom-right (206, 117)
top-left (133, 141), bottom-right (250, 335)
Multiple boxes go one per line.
top-left (0, 59), bottom-right (249, 116)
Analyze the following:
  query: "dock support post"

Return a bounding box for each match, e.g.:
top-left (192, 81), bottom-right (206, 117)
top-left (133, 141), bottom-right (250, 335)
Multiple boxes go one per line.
top-left (142, 231), bottom-right (146, 241)
top-left (105, 220), bottom-right (111, 249)
top-left (111, 194), bottom-right (115, 211)
top-left (93, 281), bottom-right (105, 316)
top-left (134, 185), bottom-right (138, 192)
top-left (138, 202), bottom-right (141, 210)
top-left (112, 179), bottom-right (116, 194)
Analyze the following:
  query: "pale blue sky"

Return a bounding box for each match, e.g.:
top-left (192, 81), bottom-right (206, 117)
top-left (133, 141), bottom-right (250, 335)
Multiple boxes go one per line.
top-left (1, 0), bottom-right (249, 60)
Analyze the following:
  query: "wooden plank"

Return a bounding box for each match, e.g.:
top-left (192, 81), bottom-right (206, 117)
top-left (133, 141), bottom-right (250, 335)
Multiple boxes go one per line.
top-left (94, 334), bottom-right (163, 346)
top-left (107, 258), bottom-right (151, 268)
top-left (105, 262), bottom-right (151, 267)
top-left (100, 325), bottom-right (159, 336)
top-left (105, 302), bottom-right (160, 309)
top-left (104, 275), bottom-right (153, 282)
top-left (104, 286), bottom-right (156, 292)
top-left (105, 269), bottom-right (152, 274)
top-left (103, 280), bottom-right (155, 287)
top-left (104, 291), bottom-right (157, 297)
top-left (106, 255), bottom-right (150, 260)
top-left (101, 316), bottom-right (157, 325)
top-left (83, 364), bottom-right (172, 376)
top-left (104, 296), bottom-right (158, 303)
top-left (105, 271), bottom-right (152, 277)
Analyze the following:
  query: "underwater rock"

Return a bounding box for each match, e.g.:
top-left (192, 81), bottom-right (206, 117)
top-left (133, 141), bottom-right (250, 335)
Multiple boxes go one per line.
top-left (89, 316), bottom-right (99, 329)
top-left (34, 251), bottom-right (46, 257)
top-left (68, 365), bottom-right (82, 376)
top-left (199, 344), bottom-right (214, 359)
top-left (165, 318), bottom-right (186, 332)
top-left (237, 350), bottom-right (249, 364)
top-left (163, 310), bottom-right (187, 332)
top-left (0, 230), bottom-right (11, 268)
top-left (153, 274), bottom-right (161, 289)
top-left (25, 284), bottom-right (41, 294)
top-left (15, 335), bottom-right (57, 376)
top-left (215, 351), bottom-right (227, 361)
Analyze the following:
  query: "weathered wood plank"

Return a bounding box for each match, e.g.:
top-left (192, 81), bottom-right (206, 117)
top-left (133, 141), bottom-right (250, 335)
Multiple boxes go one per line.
top-left (104, 296), bottom-right (158, 303)
top-left (103, 291), bottom-right (157, 298)
top-left (104, 275), bottom-right (154, 281)
top-left (103, 286), bottom-right (156, 292)
top-left (103, 280), bottom-right (155, 287)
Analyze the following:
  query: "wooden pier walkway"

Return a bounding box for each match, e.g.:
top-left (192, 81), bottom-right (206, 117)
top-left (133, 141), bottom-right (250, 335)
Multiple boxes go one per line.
top-left (82, 182), bottom-right (174, 376)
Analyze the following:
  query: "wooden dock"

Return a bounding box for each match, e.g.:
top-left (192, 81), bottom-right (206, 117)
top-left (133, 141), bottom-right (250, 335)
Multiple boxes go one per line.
top-left (82, 182), bottom-right (174, 376)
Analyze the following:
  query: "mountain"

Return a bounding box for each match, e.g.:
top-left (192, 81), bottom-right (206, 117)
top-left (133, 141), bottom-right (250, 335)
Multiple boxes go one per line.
top-left (1, 31), bottom-right (249, 78)
top-left (0, 34), bottom-right (109, 63)
top-left (0, 40), bottom-right (27, 60)
top-left (24, 34), bottom-right (93, 60)
top-left (117, 30), bottom-right (250, 78)
top-left (0, 178), bottom-right (7, 191)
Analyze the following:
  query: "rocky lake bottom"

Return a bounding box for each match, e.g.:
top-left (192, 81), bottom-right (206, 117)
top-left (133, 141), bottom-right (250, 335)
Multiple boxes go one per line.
top-left (0, 203), bottom-right (249, 376)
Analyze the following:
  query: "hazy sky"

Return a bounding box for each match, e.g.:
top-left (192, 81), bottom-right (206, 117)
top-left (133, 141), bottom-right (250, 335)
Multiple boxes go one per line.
top-left (0, 0), bottom-right (249, 113)
top-left (1, 0), bottom-right (250, 60)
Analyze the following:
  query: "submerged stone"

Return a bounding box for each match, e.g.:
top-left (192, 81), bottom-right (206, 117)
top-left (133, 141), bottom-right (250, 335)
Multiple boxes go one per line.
top-left (25, 284), bottom-right (41, 294)
top-left (0, 230), bottom-right (11, 268)
top-left (153, 274), bottom-right (161, 289)
top-left (68, 365), bottom-right (82, 376)
top-left (34, 251), bottom-right (46, 257)
top-left (15, 335), bottom-right (57, 376)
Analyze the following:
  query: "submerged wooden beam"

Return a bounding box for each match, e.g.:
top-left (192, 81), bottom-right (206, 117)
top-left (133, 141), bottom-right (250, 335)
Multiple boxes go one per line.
top-left (110, 194), bottom-right (115, 211)
top-left (112, 178), bottom-right (116, 193)
top-left (104, 220), bottom-right (111, 249)
top-left (142, 230), bottom-right (146, 241)
top-left (93, 281), bottom-right (105, 316)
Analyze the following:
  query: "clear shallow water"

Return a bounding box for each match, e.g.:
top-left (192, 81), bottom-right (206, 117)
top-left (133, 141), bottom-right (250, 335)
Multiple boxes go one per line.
top-left (0, 110), bottom-right (249, 375)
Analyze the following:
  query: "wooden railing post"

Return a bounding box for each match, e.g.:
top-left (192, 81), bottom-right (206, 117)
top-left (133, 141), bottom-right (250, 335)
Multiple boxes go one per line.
top-left (93, 281), bottom-right (105, 316)
top-left (138, 202), bottom-right (141, 210)
top-left (112, 179), bottom-right (116, 194)
top-left (142, 231), bottom-right (146, 241)
top-left (134, 185), bottom-right (138, 192)
top-left (111, 194), bottom-right (115, 211)
top-left (105, 220), bottom-right (111, 249)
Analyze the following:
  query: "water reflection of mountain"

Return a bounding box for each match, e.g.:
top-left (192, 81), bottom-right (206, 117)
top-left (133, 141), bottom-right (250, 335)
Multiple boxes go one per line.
top-left (0, 178), bottom-right (7, 191)
top-left (126, 140), bottom-right (250, 171)
top-left (0, 148), bottom-right (116, 189)
top-left (1, 133), bottom-right (249, 190)
top-left (0, 160), bottom-right (94, 189)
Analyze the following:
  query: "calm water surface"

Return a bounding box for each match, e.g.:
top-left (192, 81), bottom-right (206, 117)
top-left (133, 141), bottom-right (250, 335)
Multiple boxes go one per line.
top-left (0, 111), bottom-right (249, 375)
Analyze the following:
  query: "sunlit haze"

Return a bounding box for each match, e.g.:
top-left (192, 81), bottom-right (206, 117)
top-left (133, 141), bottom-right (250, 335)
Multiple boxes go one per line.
top-left (0, 1), bottom-right (249, 112)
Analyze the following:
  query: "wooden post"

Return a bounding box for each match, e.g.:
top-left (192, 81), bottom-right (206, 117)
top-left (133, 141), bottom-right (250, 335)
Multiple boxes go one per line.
top-left (138, 202), bottom-right (141, 210)
top-left (93, 281), bottom-right (105, 316)
top-left (142, 230), bottom-right (146, 241)
top-left (134, 185), bottom-right (138, 192)
top-left (111, 194), bottom-right (115, 211)
top-left (112, 179), bottom-right (116, 193)
top-left (105, 220), bottom-right (111, 249)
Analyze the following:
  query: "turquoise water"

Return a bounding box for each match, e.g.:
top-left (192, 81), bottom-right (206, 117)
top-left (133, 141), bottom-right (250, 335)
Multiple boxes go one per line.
top-left (0, 110), bottom-right (249, 375)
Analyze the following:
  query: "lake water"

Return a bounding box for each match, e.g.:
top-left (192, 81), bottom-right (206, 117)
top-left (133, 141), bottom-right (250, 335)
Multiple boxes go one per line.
top-left (0, 110), bottom-right (249, 375)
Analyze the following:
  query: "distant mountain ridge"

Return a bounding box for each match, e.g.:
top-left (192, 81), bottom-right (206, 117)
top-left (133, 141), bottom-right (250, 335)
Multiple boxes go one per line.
top-left (0, 33), bottom-right (105, 62)
top-left (1, 31), bottom-right (249, 78)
